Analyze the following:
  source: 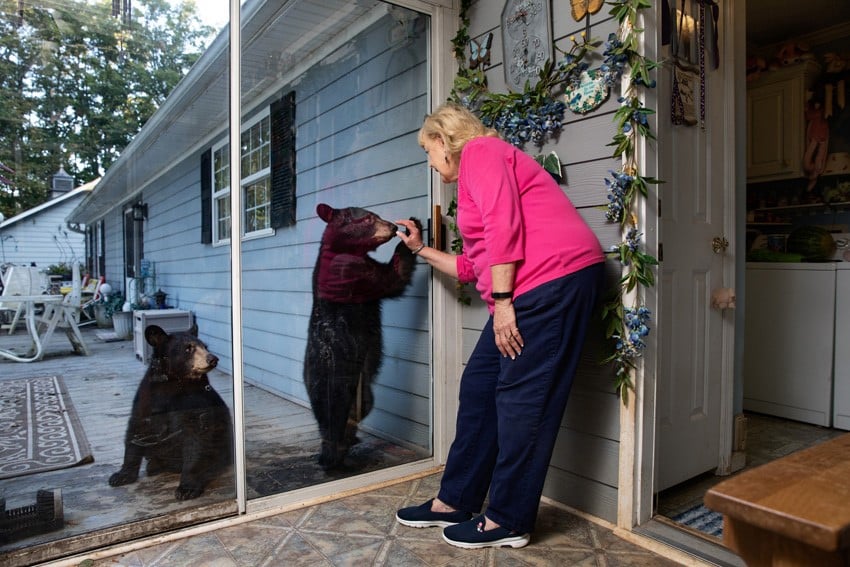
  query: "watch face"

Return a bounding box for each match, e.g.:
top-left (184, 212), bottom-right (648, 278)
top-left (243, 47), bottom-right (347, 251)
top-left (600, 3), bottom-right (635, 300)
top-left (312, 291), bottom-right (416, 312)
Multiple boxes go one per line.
top-left (501, 0), bottom-right (552, 91)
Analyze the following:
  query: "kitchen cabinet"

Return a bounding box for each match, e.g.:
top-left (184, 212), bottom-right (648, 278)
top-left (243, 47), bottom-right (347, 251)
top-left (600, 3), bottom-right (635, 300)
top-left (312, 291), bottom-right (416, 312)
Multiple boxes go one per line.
top-left (747, 61), bottom-right (820, 181)
top-left (744, 263), bottom-right (835, 426)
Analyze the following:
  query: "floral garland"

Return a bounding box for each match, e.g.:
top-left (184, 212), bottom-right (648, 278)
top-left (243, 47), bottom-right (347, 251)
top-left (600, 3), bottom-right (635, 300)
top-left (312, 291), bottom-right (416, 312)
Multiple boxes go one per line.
top-left (448, 0), bottom-right (658, 404)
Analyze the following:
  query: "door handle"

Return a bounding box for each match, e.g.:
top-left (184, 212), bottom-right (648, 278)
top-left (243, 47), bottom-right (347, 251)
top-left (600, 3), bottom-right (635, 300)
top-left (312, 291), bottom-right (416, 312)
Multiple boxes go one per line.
top-left (712, 236), bottom-right (729, 254)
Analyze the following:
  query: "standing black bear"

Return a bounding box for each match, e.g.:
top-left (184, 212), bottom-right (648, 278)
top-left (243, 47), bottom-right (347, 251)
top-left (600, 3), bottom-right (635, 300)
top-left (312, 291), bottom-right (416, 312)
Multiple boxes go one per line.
top-left (109, 325), bottom-right (233, 500)
top-left (305, 203), bottom-right (418, 470)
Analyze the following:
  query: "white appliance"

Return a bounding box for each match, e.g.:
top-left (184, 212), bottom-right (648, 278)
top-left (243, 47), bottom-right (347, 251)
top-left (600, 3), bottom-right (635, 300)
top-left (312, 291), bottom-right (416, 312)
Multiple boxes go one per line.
top-left (744, 262), bottom-right (836, 426)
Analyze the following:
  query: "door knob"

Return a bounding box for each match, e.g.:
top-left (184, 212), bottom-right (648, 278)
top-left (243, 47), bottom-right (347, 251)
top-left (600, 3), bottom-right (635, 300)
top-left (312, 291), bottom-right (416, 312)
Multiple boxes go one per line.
top-left (712, 236), bottom-right (729, 254)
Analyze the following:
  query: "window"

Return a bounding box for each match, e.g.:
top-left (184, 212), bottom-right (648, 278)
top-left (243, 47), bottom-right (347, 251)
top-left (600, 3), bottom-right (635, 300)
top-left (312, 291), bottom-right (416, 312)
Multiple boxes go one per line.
top-left (201, 91), bottom-right (296, 245)
top-left (240, 114), bottom-right (270, 236)
top-left (212, 141), bottom-right (231, 243)
top-left (85, 220), bottom-right (105, 277)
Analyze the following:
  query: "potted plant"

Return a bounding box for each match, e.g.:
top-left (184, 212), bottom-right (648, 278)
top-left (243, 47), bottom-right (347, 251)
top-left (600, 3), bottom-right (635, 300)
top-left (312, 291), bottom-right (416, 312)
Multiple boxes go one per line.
top-left (111, 308), bottom-right (133, 340)
top-left (93, 292), bottom-right (124, 329)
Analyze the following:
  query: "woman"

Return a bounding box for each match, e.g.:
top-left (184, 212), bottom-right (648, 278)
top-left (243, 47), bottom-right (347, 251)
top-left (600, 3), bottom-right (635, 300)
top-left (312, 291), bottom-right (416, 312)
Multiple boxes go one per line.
top-left (394, 102), bottom-right (605, 549)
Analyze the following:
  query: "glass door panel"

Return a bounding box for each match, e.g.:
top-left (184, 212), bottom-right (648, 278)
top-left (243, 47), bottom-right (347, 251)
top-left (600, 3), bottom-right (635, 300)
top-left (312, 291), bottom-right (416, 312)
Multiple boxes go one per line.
top-left (238, 0), bottom-right (432, 500)
top-left (0, 1), bottom-right (232, 564)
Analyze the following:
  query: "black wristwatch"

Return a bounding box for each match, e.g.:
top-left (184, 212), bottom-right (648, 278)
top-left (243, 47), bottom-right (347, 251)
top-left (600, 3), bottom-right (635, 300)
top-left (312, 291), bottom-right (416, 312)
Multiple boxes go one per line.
top-left (492, 291), bottom-right (513, 300)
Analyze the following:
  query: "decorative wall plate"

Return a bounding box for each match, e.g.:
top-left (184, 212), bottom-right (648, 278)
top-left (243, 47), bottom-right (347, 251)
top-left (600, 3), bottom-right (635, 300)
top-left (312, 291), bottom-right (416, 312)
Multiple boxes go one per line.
top-left (501, 0), bottom-right (553, 92)
top-left (564, 69), bottom-right (609, 114)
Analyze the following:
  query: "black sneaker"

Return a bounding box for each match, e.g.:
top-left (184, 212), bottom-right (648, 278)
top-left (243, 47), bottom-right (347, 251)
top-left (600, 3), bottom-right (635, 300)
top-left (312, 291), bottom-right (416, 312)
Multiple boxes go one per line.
top-left (442, 515), bottom-right (530, 549)
top-left (395, 499), bottom-right (472, 528)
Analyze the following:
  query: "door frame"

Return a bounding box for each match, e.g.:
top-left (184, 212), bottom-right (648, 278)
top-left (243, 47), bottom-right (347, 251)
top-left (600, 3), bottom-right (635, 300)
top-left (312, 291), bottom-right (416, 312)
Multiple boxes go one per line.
top-left (623, 0), bottom-right (746, 529)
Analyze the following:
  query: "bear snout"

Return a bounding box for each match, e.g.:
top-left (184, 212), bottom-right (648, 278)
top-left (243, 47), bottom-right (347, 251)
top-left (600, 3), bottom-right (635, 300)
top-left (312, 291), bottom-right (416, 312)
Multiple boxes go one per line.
top-left (205, 353), bottom-right (219, 371)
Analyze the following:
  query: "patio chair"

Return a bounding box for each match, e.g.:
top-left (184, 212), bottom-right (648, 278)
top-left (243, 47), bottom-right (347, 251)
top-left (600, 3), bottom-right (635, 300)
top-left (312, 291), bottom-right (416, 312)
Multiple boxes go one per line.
top-left (36, 263), bottom-right (89, 356)
top-left (1, 266), bottom-right (50, 334)
top-left (78, 274), bottom-right (104, 326)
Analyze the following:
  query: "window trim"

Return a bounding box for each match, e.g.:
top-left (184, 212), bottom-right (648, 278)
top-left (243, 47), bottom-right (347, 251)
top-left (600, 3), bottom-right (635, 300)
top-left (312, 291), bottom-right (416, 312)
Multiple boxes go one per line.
top-left (209, 108), bottom-right (273, 245)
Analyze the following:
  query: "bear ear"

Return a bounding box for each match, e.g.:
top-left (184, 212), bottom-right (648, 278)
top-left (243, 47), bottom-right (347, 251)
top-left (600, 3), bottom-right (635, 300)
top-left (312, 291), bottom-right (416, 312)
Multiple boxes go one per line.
top-left (317, 203), bottom-right (334, 222)
top-left (188, 323), bottom-right (199, 337)
top-left (145, 325), bottom-right (168, 348)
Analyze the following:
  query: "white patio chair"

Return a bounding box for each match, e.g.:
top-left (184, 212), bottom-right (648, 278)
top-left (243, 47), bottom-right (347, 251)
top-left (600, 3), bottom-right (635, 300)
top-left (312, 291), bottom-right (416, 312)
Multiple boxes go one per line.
top-left (1, 266), bottom-right (50, 334)
top-left (37, 263), bottom-right (89, 356)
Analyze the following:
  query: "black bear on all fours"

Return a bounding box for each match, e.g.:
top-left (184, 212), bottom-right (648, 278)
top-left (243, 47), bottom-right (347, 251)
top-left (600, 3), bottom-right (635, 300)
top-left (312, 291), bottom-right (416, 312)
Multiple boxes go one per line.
top-left (108, 325), bottom-right (233, 500)
top-left (305, 203), bottom-right (419, 471)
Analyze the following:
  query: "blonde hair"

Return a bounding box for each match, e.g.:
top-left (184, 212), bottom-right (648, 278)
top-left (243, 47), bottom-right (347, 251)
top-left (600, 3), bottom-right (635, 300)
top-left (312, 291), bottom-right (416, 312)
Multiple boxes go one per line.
top-left (418, 102), bottom-right (499, 161)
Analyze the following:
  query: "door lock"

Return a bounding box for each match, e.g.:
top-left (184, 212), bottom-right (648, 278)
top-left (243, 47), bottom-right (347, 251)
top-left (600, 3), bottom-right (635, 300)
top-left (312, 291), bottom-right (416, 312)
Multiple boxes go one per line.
top-left (712, 236), bottom-right (729, 254)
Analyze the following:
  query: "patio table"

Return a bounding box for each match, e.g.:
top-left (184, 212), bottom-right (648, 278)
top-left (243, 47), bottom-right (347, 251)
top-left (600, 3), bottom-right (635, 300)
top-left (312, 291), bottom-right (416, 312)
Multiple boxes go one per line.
top-left (0, 294), bottom-right (89, 362)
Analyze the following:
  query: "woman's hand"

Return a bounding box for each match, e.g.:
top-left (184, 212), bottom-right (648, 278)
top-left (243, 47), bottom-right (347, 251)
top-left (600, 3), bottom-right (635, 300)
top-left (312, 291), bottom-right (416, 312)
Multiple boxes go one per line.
top-left (395, 218), bottom-right (423, 252)
top-left (493, 300), bottom-right (523, 359)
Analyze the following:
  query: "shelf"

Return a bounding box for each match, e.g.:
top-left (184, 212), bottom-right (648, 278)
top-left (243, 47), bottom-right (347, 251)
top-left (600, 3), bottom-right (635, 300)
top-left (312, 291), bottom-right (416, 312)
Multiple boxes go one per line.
top-left (753, 201), bottom-right (850, 213)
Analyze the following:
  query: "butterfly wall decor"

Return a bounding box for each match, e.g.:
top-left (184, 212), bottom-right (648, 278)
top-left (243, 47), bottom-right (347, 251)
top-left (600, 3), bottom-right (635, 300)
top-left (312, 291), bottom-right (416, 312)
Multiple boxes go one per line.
top-left (469, 32), bottom-right (493, 70)
top-left (570, 0), bottom-right (604, 21)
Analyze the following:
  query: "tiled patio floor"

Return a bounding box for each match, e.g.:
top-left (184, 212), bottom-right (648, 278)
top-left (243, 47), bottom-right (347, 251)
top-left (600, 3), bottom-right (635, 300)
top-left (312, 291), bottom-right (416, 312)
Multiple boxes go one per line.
top-left (0, 322), bottom-right (710, 566)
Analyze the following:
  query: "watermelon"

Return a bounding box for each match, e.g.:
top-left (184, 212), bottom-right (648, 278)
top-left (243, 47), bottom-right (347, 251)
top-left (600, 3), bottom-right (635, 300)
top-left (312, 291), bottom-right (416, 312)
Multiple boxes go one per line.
top-left (785, 226), bottom-right (836, 261)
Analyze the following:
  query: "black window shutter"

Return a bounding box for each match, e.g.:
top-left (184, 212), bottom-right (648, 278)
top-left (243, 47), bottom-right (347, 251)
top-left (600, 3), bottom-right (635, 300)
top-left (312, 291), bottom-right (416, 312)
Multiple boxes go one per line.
top-left (200, 148), bottom-right (212, 244)
top-left (270, 91), bottom-right (296, 228)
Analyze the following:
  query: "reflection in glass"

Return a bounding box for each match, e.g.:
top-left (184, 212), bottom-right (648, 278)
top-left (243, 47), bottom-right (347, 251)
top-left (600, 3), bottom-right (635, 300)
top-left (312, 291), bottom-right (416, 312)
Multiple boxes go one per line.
top-left (238, 1), bottom-right (432, 498)
top-left (0, 0), bottom-right (231, 562)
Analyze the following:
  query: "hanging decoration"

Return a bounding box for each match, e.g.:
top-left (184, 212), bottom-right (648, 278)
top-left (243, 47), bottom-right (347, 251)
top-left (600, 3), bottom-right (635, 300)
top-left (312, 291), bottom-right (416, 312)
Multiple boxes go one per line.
top-left (501, 0), bottom-right (554, 92)
top-left (564, 68), bottom-right (610, 114)
top-left (469, 32), bottom-right (493, 69)
top-left (669, 0), bottom-right (720, 128)
top-left (570, 0), bottom-right (604, 37)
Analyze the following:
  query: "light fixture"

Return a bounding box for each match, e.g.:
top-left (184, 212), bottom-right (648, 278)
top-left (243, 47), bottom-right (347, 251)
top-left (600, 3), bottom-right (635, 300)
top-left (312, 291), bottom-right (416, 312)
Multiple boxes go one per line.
top-left (132, 202), bottom-right (147, 222)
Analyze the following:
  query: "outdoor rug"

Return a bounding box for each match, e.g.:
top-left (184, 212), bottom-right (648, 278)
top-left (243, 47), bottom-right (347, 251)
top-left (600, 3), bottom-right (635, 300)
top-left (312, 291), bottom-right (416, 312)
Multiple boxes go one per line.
top-left (671, 504), bottom-right (723, 539)
top-left (0, 376), bottom-right (93, 479)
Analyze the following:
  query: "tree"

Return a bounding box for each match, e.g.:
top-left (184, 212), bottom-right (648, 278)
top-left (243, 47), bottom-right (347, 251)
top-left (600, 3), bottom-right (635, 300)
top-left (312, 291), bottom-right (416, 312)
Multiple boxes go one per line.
top-left (0, 0), bottom-right (215, 219)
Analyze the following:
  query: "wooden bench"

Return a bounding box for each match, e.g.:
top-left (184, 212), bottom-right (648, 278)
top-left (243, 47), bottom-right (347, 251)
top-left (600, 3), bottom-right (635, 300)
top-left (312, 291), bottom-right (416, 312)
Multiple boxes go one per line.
top-left (704, 433), bottom-right (850, 566)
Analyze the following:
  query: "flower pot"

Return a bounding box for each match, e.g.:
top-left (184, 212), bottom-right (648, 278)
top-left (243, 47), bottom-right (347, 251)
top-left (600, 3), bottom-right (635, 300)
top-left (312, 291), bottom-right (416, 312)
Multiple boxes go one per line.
top-left (94, 304), bottom-right (112, 329)
top-left (112, 311), bottom-right (133, 340)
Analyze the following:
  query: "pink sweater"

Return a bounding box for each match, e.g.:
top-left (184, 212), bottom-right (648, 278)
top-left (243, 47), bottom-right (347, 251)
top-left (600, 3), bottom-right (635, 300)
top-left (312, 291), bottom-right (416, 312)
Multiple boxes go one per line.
top-left (455, 136), bottom-right (604, 312)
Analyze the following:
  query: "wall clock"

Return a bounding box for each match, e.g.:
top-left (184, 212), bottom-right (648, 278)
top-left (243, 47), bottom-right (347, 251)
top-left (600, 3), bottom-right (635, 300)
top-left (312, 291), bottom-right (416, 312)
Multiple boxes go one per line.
top-left (501, 0), bottom-right (553, 92)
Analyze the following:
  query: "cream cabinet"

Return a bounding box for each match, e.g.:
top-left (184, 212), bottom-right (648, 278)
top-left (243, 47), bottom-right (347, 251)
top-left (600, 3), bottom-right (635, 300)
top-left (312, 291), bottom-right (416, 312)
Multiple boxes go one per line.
top-left (133, 309), bottom-right (194, 364)
top-left (747, 61), bottom-right (820, 181)
top-left (744, 263), bottom-right (835, 427)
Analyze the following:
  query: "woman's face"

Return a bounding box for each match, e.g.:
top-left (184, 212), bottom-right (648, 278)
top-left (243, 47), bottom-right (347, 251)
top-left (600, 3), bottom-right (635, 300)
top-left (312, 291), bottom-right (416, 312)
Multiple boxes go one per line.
top-left (422, 135), bottom-right (459, 183)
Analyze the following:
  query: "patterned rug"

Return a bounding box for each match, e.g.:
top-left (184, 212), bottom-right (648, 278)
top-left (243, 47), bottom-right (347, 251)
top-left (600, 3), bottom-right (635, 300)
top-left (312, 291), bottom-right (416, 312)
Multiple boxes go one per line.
top-left (672, 504), bottom-right (723, 538)
top-left (0, 376), bottom-right (93, 479)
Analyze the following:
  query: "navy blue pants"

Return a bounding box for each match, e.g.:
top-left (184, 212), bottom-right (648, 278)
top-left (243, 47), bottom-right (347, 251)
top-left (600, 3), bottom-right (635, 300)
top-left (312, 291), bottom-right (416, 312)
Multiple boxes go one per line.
top-left (437, 263), bottom-right (603, 533)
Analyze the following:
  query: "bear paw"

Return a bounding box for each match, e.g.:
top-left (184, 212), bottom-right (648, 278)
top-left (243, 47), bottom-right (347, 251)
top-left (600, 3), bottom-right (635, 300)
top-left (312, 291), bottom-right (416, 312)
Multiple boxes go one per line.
top-left (108, 469), bottom-right (138, 487)
top-left (175, 485), bottom-right (204, 500)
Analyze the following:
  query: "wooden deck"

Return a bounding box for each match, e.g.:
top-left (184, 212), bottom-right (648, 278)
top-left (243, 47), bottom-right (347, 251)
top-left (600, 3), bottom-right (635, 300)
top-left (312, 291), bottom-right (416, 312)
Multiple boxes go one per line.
top-left (0, 322), bottom-right (426, 560)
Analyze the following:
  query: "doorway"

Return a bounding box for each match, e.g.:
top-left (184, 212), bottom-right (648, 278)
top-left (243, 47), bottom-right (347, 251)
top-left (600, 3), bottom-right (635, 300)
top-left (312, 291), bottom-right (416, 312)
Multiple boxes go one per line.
top-left (653, 0), bottom-right (850, 552)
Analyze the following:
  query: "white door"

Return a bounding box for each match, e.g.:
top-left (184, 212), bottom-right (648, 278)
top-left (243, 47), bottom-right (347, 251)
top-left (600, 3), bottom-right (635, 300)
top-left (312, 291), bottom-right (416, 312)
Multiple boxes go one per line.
top-left (655, 5), bottom-right (738, 491)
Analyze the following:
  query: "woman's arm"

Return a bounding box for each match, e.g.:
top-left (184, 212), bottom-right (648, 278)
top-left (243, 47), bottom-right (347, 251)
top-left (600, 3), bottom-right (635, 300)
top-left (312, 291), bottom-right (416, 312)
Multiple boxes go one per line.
top-left (395, 218), bottom-right (459, 278)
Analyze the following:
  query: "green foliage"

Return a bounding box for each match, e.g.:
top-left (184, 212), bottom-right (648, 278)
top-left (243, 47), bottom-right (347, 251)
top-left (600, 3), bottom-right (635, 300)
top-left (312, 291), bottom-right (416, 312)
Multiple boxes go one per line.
top-left (598, 0), bottom-right (660, 405)
top-left (0, 0), bottom-right (216, 219)
top-left (534, 152), bottom-right (564, 183)
top-left (95, 290), bottom-right (124, 318)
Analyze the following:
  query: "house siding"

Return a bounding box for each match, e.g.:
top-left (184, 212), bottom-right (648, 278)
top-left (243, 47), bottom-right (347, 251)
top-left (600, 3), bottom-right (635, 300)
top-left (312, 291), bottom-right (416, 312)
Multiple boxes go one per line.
top-left (0, 193), bottom-right (87, 270)
top-left (464, 2), bottom-right (624, 522)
